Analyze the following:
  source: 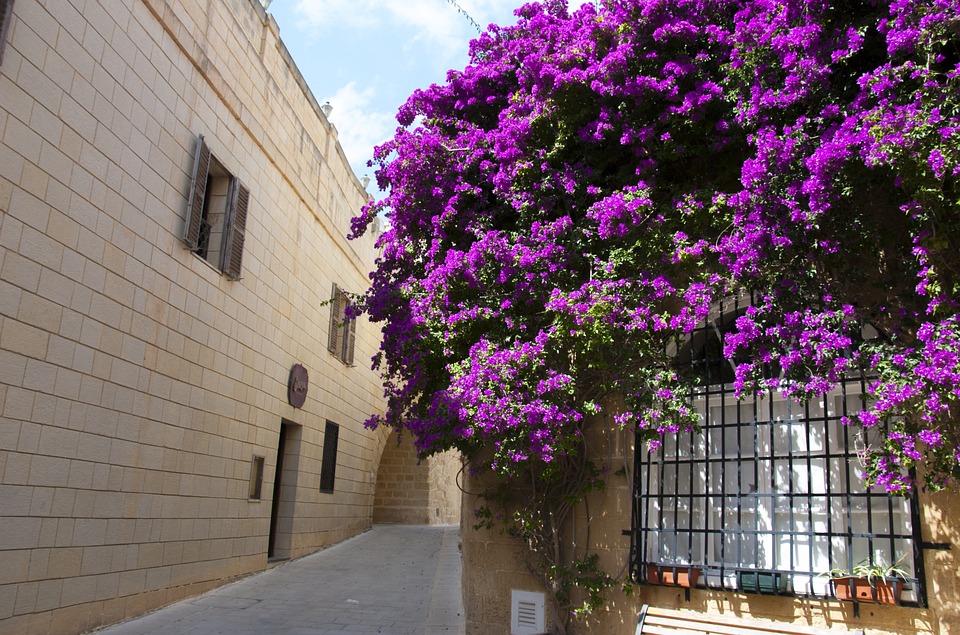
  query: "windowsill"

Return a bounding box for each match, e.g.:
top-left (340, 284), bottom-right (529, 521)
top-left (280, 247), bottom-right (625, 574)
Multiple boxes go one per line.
top-left (188, 247), bottom-right (226, 276)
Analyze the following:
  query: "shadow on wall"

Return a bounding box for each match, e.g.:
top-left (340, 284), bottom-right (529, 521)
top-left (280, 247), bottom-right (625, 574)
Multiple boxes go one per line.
top-left (916, 489), bottom-right (960, 634)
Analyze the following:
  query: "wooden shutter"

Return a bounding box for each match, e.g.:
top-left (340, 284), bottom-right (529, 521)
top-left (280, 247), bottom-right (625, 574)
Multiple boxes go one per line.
top-left (328, 283), bottom-right (343, 358)
top-left (222, 179), bottom-right (249, 280)
top-left (0, 0), bottom-right (14, 65)
top-left (344, 308), bottom-right (356, 366)
top-left (184, 135), bottom-right (210, 249)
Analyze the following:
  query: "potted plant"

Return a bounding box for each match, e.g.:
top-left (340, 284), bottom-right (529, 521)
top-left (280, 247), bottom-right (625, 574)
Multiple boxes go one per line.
top-left (646, 563), bottom-right (701, 588)
top-left (825, 554), bottom-right (909, 604)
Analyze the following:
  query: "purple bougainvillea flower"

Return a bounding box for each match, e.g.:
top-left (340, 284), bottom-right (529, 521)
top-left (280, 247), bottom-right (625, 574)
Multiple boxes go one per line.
top-left (351, 0), bottom-right (960, 494)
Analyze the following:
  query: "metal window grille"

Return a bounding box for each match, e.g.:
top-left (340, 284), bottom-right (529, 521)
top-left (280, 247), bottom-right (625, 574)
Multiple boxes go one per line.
top-left (629, 295), bottom-right (926, 606)
top-left (196, 218), bottom-right (212, 259)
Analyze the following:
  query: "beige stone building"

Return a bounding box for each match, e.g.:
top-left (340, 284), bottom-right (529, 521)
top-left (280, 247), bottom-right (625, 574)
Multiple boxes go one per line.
top-left (0, 1), bottom-right (467, 634)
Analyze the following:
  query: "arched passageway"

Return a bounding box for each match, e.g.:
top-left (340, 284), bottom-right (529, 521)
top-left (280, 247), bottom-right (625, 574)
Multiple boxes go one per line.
top-left (373, 430), bottom-right (462, 524)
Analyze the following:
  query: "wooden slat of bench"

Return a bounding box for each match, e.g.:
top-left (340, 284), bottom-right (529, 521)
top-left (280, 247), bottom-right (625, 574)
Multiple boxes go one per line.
top-left (644, 612), bottom-right (827, 635)
top-left (642, 615), bottom-right (809, 635)
top-left (638, 606), bottom-right (861, 635)
top-left (641, 626), bottom-right (722, 635)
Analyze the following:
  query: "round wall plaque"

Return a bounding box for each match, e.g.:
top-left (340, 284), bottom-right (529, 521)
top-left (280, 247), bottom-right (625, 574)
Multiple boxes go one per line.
top-left (288, 363), bottom-right (309, 408)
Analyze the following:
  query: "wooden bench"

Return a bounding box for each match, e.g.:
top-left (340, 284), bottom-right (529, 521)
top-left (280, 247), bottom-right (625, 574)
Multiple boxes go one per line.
top-left (636, 605), bottom-right (864, 635)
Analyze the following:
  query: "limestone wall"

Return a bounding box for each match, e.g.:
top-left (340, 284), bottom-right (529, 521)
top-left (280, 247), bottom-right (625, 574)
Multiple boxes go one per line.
top-left (373, 430), bottom-right (462, 525)
top-left (0, 0), bottom-right (387, 633)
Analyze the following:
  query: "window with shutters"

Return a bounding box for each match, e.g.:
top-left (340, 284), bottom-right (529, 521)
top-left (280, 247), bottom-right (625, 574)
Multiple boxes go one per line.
top-left (0, 0), bottom-right (14, 65)
top-left (319, 421), bottom-right (339, 493)
top-left (328, 283), bottom-right (356, 365)
top-left (183, 134), bottom-right (249, 280)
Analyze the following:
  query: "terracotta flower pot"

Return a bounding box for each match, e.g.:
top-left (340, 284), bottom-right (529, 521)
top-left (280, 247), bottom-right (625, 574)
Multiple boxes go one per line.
top-left (831, 577), bottom-right (902, 604)
top-left (646, 564), bottom-right (701, 588)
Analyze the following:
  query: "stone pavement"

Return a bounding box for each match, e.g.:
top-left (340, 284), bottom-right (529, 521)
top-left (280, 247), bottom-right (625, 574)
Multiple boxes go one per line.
top-left (91, 525), bottom-right (464, 635)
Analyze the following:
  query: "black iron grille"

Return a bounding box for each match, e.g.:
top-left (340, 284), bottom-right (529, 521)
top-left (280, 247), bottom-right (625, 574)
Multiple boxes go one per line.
top-left (629, 296), bottom-right (926, 606)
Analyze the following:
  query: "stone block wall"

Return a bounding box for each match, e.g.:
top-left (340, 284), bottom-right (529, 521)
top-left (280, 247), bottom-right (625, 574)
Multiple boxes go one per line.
top-left (0, 0), bottom-right (388, 633)
top-left (373, 430), bottom-right (462, 525)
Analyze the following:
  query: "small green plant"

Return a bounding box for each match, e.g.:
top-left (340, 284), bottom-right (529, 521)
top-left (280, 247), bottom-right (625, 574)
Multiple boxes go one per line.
top-left (824, 553), bottom-right (910, 582)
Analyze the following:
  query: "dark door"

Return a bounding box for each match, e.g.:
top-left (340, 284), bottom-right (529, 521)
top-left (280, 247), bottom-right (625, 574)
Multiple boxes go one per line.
top-left (267, 422), bottom-right (289, 559)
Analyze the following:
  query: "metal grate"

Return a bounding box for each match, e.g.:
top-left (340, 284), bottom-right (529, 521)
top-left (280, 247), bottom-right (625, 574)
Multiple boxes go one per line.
top-left (510, 590), bottom-right (545, 635)
top-left (196, 218), bottom-right (212, 259)
top-left (629, 295), bottom-right (926, 606)
top-left (516, 601), bottom-right (538, 627)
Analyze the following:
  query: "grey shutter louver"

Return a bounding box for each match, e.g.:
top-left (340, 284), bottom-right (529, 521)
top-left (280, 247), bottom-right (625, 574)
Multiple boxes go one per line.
top-left (328, 283), bottom-right (343, 357)
top-left (222, 179), bottom-right (249, 280)
top-left (184, 135), bottom-right (210, 250)
top-left (0, 0), bottom-right (14, 65)
top-left (345, 311), bottom-right (356, 366)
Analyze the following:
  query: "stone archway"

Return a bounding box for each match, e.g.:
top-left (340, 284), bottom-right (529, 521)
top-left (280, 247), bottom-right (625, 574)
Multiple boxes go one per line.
top-left (373, 430), bottom-right (462, 524)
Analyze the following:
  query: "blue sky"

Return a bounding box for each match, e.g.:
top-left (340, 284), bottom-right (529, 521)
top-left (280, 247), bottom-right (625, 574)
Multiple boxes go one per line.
top-left (267, 1), bottom-right (591, 187)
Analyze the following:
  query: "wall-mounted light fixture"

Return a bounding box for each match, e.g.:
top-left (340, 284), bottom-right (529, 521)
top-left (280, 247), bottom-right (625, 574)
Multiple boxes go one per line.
top-left (321, 101), bottom-right (332, 118)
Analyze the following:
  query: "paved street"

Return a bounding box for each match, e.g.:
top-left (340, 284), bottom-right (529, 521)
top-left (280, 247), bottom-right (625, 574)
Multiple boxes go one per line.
top-left (92, 525), bottom-right (464, 635)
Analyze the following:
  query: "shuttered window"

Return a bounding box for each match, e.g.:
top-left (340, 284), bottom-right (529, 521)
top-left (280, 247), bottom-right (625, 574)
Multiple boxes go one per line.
top-left (0, 0), bottom-right (13, 65)
top-left (319, 421), bottom-right (339, 493)
top-left (183, 134), bottom-right (249, 279)
top-left (327, 283), bottom-right (356, 365)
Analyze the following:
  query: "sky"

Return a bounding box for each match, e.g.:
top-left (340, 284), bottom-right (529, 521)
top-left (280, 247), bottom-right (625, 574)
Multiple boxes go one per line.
top-left (266, 1), bottom-right (588, 189)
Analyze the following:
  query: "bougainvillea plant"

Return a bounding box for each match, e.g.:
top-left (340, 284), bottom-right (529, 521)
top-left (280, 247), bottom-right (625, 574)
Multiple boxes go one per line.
top-left (349, 0), bottom-right (960, 623)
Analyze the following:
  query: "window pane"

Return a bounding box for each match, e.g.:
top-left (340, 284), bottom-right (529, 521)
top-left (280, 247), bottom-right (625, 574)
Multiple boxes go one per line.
top-left (248, 455), bottom-right (265, 500)
top-left (319, 421), bottom-right (339, 492)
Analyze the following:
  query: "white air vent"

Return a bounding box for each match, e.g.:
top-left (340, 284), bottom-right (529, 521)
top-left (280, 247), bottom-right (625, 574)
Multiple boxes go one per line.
top-left (511, 589), bottom-right (545, 635)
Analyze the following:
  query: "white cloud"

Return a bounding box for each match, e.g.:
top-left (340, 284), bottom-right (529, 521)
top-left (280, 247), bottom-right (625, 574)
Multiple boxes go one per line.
top-left (325, 82), bottom-right (395, 176)
top-left (380, 0), bottom-right (464, 56)
top-left (294, 0), bottom-right (521, 55)
top-left (294, 0), bottom-right (376, 29)
top-left (459, 0), bottom-right (524, 28)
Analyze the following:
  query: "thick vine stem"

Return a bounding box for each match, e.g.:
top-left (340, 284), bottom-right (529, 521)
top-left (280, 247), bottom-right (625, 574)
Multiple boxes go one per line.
top-left (468, 423), bottom-right (619, 633)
